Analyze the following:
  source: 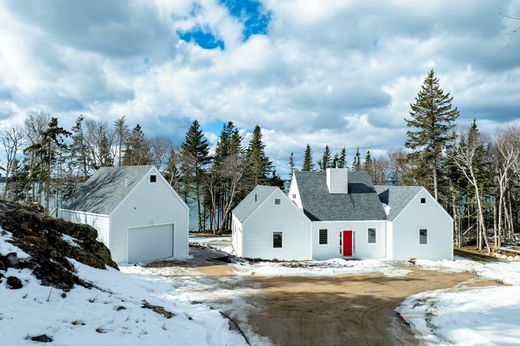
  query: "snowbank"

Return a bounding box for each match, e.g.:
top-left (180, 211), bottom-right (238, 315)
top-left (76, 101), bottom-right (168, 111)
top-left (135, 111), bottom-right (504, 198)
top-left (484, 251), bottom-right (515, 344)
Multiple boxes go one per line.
top-left (398, 258), bottom-right (520, 345)
top-left (233, 258), bottom-right (411, 277)
top-left (0, 230), bottom-right (247, 345)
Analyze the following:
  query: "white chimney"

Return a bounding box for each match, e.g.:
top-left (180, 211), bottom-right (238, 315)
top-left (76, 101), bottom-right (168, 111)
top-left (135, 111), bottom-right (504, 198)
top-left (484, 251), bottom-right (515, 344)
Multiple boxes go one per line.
top-left (326, 168), bottom-right (348, 194)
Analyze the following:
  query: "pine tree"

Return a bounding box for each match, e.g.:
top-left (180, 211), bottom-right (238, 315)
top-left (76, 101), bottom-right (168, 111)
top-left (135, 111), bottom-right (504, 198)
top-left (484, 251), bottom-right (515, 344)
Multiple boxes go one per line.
top-left (99, 127), bottom-right (113, 167)
top-left (269, 168), bottom-right (285, 189)
top-left (319, 145), bottom-right (331, 171)
top-left (302, 144), bottom-right (313, 171)
top-left (364, 150), bottom-right (373, 175)
top-left (331, 153), bottom-right (339, 168)
top-left (181, 120), bottom-right (210, 231)
top-left (124, 124), bottom-right (151, 165)
top-left (352, 147), bottom-right (362, 171)
top-left (245, 125), bottom-right (271, 186)
top-left (405, 69), bottom-right (459, 200)
top-left (338, 147), bottom-right (347, 168)
top-left (70, 115), bottom-right (89, 179)
top-left (114, 116), bottom-right (128, 166)
top-left (288, 152), bottom-right (295, 178)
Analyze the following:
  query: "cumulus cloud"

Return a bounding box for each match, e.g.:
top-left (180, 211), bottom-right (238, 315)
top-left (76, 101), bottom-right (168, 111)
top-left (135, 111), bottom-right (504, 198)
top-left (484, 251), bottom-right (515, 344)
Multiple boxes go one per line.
top-left (0, 0), bottom-right (519, 176)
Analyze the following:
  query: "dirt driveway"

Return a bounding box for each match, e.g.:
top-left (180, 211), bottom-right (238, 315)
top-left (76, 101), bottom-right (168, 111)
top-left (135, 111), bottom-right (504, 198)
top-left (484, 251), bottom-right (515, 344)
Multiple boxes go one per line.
top-left (145, 247), bottom-right (497, 346)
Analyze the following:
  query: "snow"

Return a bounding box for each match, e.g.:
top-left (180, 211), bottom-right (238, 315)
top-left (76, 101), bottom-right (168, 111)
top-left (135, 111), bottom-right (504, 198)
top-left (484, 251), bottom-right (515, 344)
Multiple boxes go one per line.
top-left (233, 258), bottom-right (411, 277)
top-left (0, 230), bottom-right (247, 346)
top-left (61, 234), bottom-right (81, 248)
top-left (189, 235), bottom-right (235, 255)
top-left (398, 258), bottom-right (520, 345)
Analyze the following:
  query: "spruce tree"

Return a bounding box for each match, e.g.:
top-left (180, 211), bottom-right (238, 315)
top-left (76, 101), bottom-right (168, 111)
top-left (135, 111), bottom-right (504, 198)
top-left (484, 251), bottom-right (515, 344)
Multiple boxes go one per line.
top-left (405, 69), bottom-right (459, 200)
top-left (245, 125), bottom-right (271, 186)
top-left (302, 144), bottom-right (313, 171)
top-left (364, 150), bottom-right (373, 175)
top-left (114, 116), bottom-right (128, 166)
top-left (288, 152), bottom-right (295, 178)
top-left (124, 124), bottom-right (151, 165)
top-left (70, 115), bottom-right (89, 179)
top-left (181, 120), bottom-right (210, 231)
top-left (352, 147), bottom-right (362, 171)
top-left (331, 153), bottom-right (339, 168)
top-left (319, 145), bottom-right (331, 171)
top-left (338, 147), bottom-right (347, 168)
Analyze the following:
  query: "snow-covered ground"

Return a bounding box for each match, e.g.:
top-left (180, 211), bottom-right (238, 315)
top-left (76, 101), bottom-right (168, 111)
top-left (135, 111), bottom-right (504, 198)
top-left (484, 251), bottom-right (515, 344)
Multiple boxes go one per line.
top-left (189, 235), bottom-right (234, 254)
top-left (0, 231), bottom-right (247, 346)
top-left (398, 258), bottom-right (520, 345)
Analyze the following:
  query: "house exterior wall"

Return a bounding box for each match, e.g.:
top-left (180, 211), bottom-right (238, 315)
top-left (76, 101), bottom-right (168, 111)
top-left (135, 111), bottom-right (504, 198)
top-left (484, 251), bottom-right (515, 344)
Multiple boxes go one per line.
top-left (391, 188), bottom-right (453, 260)
top-left (109, 167), bottom-right (189, 263)
top-left (288, 174), bottom-right (303, 209)
top-left (231, 215), bottom-right (243, 257)
top-left (239, 189), bottom-right (312, 260)
top-left (385, 221), bottom-right (393, 259)
top-left (59, 209), bottom-right (110, 247)
top-left (311, 220), bottom-right (387, 260)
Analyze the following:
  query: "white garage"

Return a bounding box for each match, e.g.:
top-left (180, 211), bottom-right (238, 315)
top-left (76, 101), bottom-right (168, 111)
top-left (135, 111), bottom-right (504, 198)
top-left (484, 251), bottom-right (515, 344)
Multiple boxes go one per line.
top-left (128, 224), bottom-right (175, 263)
top-left (60, 165), bottom-right (189, 264)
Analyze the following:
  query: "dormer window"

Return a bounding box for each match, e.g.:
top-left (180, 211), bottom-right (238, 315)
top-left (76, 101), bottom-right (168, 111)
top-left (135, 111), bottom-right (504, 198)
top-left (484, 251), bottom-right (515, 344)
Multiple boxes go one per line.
top-left (420, 198), bottom-right (426, 204)
top-left (274, 198), bottom-right (281, 205)
top-left (150, 175), bottom-right (157, 183)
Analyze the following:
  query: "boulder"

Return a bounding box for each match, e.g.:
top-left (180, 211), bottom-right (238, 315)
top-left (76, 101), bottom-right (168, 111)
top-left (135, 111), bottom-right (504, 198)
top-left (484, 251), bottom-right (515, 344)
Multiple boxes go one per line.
top-left (30, 334), bottom-right (53, 343)
top-left (6, 276), bottom-right (22, 289)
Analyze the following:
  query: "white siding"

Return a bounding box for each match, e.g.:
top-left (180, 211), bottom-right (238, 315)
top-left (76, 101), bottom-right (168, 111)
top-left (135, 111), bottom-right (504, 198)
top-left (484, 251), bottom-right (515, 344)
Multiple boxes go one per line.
top-left (59, 209), bottom-right (110, 247)
top-left (231, 215), bottom-right (243, 257)
top-left (312, 221), bottom-right (387, 260)
top-left (241, 189), bottom-right (312, 260)
top-left (288, 175), bottom-right (303, 209)
top-left (109, 167), bottom-right (189, 263)
top-left (391, 188), bottom-right (453, 260)
top-left (385, 221), bottom-right (393, 259)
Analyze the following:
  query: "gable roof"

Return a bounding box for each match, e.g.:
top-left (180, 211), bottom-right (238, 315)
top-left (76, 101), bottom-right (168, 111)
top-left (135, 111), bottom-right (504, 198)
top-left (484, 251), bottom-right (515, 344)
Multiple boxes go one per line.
top-left (374, 185), bottom-right (422, 221)
top-left (294, 171), bottom-right (387, 221)
top-left (62, 165), bottom-right (154, 215)
top-left (232, 185), bottom-right (278, 223)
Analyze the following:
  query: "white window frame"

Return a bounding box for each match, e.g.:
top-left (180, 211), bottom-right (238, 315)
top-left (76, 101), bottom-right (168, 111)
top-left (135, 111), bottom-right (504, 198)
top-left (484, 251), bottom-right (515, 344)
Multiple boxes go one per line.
top-left (274, 198), bottom-right (281, 205)
top-left (419, 228), bottom-right (428, 245)
top-left (368, 228), bottom-right (376, 244)
top-left (273, 231), bottom-right (283, 248)
top-left (149, 174), bottom-right (157, 183)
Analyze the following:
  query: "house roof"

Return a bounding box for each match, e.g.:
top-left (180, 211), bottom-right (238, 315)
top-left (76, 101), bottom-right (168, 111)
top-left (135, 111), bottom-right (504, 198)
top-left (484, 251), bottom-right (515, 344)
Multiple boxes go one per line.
top-left (294, 171), bottom-right (387, 221)
top-left (374, 185), bottom-right (422, 220)
top-left (62, 165), bottom-right (154, 215)
top-left (232, 185), bottom-right (278, 223)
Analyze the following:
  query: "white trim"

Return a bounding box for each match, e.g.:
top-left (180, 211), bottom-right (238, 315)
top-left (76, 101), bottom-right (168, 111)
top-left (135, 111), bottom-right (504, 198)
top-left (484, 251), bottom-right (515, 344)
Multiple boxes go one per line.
top-left (418, 228), bottom-right (428, 245)
top-left (367, 227), bottom-right (377, 244)
top-left (127, 222), bottom-right (175, 263)
top-left (240, 189), bottom-right (278, 225)
top-left (59, 208), bottom-right (109, 218)
top-left (153, 166), bottom-right (190, 211)
top-left (272, 230), bottom-right (284, 249)
top-left (393, 187), bottom-right (453, 222)
top-left (318, 228), bottom-right (328, 246)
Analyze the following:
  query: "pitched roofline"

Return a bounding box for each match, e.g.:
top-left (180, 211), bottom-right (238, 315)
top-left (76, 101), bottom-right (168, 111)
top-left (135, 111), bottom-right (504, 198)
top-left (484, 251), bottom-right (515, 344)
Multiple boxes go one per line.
top-left (392, 187), bottom-right (453, 222)
top-left (233, 187), bottom-right (277, 225)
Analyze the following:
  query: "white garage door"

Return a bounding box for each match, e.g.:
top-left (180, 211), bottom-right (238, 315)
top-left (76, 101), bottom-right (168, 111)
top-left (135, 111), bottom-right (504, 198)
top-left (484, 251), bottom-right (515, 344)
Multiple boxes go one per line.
top-left (128, 224), bottom-right (174, 263)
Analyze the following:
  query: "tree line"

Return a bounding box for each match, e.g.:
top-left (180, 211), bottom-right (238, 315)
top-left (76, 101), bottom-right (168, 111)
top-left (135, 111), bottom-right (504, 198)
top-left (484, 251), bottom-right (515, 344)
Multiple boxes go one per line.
top-left (0, 69), bottom-right (519, 249)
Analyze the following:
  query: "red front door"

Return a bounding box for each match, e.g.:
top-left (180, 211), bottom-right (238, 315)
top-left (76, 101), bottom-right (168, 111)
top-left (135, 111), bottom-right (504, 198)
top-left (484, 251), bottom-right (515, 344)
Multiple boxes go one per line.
top-left (343, 230), bottom-right (353, 256)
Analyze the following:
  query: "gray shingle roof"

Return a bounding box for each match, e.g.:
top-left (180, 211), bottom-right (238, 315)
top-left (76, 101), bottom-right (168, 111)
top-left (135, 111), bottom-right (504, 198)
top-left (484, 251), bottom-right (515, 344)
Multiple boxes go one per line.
top-left (374, 185), bottom-right (422, 220)
top-left (294, 171), bottom-right (387, 221)
top-left (62, 165), bottom-right (154, 215)
top-left (233, 185), bottom-right (277, 223)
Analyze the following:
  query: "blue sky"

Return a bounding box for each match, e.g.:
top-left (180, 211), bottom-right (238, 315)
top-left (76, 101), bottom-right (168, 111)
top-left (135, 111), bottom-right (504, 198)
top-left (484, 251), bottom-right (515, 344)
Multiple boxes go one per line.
top-left (0, 0), bottom-right (519, 177)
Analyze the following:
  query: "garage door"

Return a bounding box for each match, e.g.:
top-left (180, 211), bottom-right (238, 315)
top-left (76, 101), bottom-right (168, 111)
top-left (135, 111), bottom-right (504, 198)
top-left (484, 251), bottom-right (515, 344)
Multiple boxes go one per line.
top-left (128, 224), bottom-right (173, 263)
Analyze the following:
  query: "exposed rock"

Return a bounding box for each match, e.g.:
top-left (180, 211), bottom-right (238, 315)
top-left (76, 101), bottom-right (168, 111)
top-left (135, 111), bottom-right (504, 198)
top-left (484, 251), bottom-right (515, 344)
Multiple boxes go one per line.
top-left (30, 334), bottom-right (53, 343)
top-left (6, 276), bottom-right (22, 289)
top-left (142, 299), bottom-right (175, 318)
top-left (0, 200), bottom-right (118, 290)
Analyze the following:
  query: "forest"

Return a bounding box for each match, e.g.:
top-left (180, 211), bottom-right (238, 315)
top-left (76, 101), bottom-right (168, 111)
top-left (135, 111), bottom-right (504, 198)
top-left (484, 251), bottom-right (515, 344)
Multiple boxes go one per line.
top-left (0, 69), bottom-right (518, 251)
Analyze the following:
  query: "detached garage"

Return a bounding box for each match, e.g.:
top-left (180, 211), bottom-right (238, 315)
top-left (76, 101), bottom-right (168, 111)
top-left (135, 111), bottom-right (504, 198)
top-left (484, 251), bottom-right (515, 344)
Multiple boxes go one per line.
top-left (60, 165), bottom-right (189, 264)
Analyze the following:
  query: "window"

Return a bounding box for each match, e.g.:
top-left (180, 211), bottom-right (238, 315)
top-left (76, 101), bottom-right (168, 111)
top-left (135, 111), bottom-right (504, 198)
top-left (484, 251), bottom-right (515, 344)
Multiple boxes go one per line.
top-left (419, 229), bottom-right (428, 244)
top-left (319, 229), bottom-right (328, 244)
top-left (273, 232), bottom-right (283, 248)
top-left (255, 194), bottom-right (258, 202)
top-left (274, 198), bottom-right (281, 205)
top-left (368, 228), bottom-right (376, 244)
top-left (420, 197), bottom-right (426, 204)
top-left (292, 194), bottom-right (296, 199)
top-left (149, 175), bottom-right (157, 183)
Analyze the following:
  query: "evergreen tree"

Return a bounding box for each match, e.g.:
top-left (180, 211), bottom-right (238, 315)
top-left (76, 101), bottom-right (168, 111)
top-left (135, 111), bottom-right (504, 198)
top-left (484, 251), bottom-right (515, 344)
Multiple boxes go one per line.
top-left (352, 147), bottom-right (362, 171)
top-left (99, 127), bottom-right (113, 167)
top-left (338, 147), bottom-right (347, 168)
top-left (69, 115), bottom-right (90, 179)
top-left (302, 144), bottom-right (313, 171)
top-left (245, 125), bottom-right (271, 186)
top-left (405, 69), bottom-right (459, 200)
top-left (364, 150), bottom-right (373, 175)
top-left (123, 124), bottom-right (151, 165)
top-left (269, 168), bottom-right (285, 189)
top-left (114, 116), bottom-right (128, 166)
top-left (331, 153), bottom-right (339, 168)
top-left (181, 120), bottom-right (210, 231)
top-left (288, 152), bottom-right (296, 178)
top-left (319, 145), bottom-right (331, 171)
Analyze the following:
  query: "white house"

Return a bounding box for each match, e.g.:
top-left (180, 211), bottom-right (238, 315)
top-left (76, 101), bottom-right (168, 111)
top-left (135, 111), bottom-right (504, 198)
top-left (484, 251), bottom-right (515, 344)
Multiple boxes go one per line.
top-left (60, 165), bottom-right (189, 264)
top-left (231, 168), bottom-right (453, 261)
